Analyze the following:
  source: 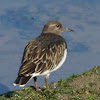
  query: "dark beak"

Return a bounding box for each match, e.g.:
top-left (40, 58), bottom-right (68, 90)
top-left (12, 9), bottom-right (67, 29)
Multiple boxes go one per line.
top-left (63, 27), bottom-right (74, 32)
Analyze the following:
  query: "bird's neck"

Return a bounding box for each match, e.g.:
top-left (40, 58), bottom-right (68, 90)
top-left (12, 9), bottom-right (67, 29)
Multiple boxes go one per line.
top-left (42, 31), bottom-right (61, 35)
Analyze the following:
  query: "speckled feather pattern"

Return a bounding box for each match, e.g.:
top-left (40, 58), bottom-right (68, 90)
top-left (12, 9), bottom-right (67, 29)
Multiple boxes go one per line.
top-left (18, 33), bottom-right (67, 76)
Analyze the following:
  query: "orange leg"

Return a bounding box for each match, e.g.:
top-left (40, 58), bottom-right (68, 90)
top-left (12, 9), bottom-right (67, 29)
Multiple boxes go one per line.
top-left (45, 74), bottom-right (50, 91)
top-left (34, 77), bottom-right (39, 91)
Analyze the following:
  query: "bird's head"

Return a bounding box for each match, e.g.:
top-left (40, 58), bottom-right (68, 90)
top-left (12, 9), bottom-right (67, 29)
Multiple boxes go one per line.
top-left (42, 20), bottom-right (73, 35)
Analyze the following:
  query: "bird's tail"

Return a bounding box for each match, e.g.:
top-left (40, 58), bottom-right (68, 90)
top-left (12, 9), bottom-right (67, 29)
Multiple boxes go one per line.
top-left (13, 76), bottom-right (32, 87)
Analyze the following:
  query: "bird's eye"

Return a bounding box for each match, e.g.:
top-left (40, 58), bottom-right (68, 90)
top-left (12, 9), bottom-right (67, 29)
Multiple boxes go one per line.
top-left (56, 25), bottom-right (60, 28)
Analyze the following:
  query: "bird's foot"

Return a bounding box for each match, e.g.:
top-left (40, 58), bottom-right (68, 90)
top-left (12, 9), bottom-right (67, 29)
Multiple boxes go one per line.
top-left (44, 88), bottom-right (50, 92)
top-left (36, 88), bottom-right (41, 92)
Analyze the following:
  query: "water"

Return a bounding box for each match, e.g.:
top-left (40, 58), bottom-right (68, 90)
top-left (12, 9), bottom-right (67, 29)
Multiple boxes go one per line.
top-left (0, 0), bottom-right (100, 94)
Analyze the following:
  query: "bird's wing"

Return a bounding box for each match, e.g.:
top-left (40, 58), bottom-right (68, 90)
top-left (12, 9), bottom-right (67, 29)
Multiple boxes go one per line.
top-left (18, 34), bottom-right (67, 76)
top-left (34, 40), bottom-right (67, 74)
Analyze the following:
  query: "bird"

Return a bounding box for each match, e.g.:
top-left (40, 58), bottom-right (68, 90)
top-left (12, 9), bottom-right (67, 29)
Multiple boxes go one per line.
top-left (13, 20), bottom-right (73, 91)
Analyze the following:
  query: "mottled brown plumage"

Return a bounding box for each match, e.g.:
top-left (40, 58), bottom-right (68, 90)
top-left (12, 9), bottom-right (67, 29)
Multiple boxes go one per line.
top-left (14, 20), bottom-right (73, 91)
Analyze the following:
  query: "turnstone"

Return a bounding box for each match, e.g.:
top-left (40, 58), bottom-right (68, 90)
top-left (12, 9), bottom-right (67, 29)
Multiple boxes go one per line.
top-left (13, 20), bottom-right (73, 91)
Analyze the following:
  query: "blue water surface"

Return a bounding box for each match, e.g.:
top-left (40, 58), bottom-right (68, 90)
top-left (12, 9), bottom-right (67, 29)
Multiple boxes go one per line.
top-left (0, 0), bottom-right (100, 94)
